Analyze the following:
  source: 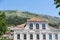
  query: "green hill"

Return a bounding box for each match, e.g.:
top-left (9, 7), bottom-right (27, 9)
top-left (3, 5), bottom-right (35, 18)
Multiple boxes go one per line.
top-left (0, 10), bottom-right (60, 28)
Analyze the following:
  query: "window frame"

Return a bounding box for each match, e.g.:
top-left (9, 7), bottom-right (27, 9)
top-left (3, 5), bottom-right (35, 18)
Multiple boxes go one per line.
top-left (24, 34), bottom-right (26, 39)
top-left (30, 34), bottom-right (33, 39)
top-left (29, 23), bottom-right (33, 29)
top-left (36, 23), bottom-right (39, 29)
top-left (49, 33), bottom-right (52, 40)
top-left (43, 34), bottom-right (46, 40)
top-left (36, 34), bottom-right (39, 39)
top-left (55, 34), bottom-right (58, 40)
top-left (42, 24), bottom-right (46, 29)
top-left (17, 34), bottom-right (20, 39)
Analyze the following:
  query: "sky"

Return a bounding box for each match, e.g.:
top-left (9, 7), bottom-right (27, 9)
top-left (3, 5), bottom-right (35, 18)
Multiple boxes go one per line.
top-left (0, 0), bottom-right (60, 17)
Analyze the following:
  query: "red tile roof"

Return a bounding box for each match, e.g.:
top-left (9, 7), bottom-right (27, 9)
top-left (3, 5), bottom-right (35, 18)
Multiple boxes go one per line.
top-left (17, 23), bottom-right (26, 28)
top-left (16, 17), bottom-right (48, 28)
top-left (27, 17), bottom-right (48, 22)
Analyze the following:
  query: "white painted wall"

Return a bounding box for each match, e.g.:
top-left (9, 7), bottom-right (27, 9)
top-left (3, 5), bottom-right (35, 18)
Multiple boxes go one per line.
top-left (25, 21), bottom-right (48, 30)
top-left (13, 21), bottom-right (60, 40)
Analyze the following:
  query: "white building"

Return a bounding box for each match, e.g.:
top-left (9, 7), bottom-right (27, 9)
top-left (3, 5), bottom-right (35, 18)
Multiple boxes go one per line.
top-left (13, 17), bottom-right (60, 40)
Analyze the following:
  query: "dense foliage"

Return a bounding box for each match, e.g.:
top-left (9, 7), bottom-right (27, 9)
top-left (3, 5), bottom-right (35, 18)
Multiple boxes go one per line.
top-left (0, 12), bottom-right (7, 35)
top-left (6, 16), bottom-right (27, 26)
top-left (0, 10), bottom-right (60, 29)
top-left (48, 23), bottom-right (59, 29)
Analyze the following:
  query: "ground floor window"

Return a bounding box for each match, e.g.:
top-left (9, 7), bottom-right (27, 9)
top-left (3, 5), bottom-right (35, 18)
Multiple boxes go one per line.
top-left (43, 34), bottom-right (46, 40)
top-left (24, 34), bottom-right (26, 39)
top-left (49, 33), bottom-right (52, 40)
top-left (36, 34), bottom-right (39, 39)
top-left (16, 33), bottom-right (59, 40)
top-left (55, 34), bottom-right (58, 40)
top-left (30, 34), bottom-right (33, 39)
top-left (17, 34), bottom-right (20, 39)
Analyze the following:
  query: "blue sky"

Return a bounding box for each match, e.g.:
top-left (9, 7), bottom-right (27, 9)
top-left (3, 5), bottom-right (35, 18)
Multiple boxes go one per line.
top-left (0, 0), bottom-right (60, 17)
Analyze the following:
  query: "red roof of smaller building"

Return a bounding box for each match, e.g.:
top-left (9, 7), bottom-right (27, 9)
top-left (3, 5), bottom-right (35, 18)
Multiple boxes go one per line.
top-left (17, 23), bottom-right (26, 28)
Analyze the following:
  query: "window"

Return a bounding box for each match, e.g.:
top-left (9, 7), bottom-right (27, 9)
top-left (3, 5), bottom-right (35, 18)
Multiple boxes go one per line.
top-left (36, 34), bottom-right (39, 39)
top-left (42, 24), bottom-right (46, 29)
top-left (24, 34), bottom-right (26, 39)
top-left (49, 34), bottom-right (52, 40)
top-left (17, 34), bottom-right (20, 39)
top-left (43, 34), bottom-right (46, 40)
top-left (55, 34), bottom-right (58, 40)
top-left (36, 23), bottom-right (39, 29)
top-left (30, 34), bottom-right (33, 39)
top-left (30, 23), bottom-right (33, 29)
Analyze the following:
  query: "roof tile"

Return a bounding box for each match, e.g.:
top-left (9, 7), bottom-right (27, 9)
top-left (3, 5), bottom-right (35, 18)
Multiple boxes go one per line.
top-left (27, 17), bottom-right (48, 22)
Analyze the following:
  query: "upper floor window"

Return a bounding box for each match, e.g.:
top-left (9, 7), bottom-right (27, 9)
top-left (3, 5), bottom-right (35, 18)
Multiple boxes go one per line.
top-left (42, 24), bottom-right (46, 29)
top-left (49, 34), bottom-right (52, 40)
top-left (36, 34), bottom-right (39, 39)
top-left (24, 34), bottom-right (26, 39)
top-left (17, 34), bottom-right (20, 39)
top-left (29, 23), bottom-right (33, 29)
top-left (55, 34), bottom-right (58, 40)
top-left (43, 34), bottom-right (46, 40)
top-left (30, 34), bottom-right (33, 39)
top-left (36, 23), bottom-right (39, 29)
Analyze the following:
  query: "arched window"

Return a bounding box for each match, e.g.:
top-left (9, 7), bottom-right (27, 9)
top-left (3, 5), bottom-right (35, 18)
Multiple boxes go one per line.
top-left (36, 23), bottom-right (39, 29)
top-left (29, 23), bottom-right (33, 29)
top-left (42, 24), bottom-right (46, 29)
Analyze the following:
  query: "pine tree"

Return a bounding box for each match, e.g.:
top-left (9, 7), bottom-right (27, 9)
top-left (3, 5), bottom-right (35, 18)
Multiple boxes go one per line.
top-left (0, 12), bottom-right (7, 35)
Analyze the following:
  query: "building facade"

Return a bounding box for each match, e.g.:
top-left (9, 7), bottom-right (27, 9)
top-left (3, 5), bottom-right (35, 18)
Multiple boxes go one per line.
top-left (13, 17), bottom-right (60, 40)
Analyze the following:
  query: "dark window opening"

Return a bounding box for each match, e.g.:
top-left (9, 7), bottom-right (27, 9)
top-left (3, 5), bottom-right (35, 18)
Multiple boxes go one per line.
top-left (36, 23), bottom-right (39, 29)
top-left (17, 34), bottom-right (20, 39)
top-left (49, 34), bottom-right (52, 40)
top-left (43, 34), bottom-right (46, 40)
top-left (24, 34), bottom-right (26, 39)
top-left (30, 34), bottom-right (33, 39)
top-left (36, 34), bottom-right (39, 39)
top-left (42, 24), bottom-right (46, 29)
top-left (30, 23), bottom-right (33, 29)
top-left (55, 34), bottom-right (58, 40)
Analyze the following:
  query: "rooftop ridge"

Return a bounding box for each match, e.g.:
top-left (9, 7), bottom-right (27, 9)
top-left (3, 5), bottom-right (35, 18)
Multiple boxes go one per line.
top-left (27, 17), bottom-right (48, 22)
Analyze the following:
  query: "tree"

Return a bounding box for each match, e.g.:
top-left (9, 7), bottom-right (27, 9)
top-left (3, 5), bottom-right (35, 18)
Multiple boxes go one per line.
top-left (54, 0), bottom-right (60, 15)
top-left (0, 12), bottom-right (7, 35)
top-left (54, 0), bottom-right (60, 8)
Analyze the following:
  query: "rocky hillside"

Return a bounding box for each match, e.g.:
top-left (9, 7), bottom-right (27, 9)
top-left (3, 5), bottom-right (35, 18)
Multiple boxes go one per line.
top-left (1, 10), bottom-right (60, 28)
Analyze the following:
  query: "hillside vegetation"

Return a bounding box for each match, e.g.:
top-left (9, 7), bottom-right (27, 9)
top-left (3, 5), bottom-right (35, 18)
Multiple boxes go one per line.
top-left (0, 10), bottom-right (60, 28)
